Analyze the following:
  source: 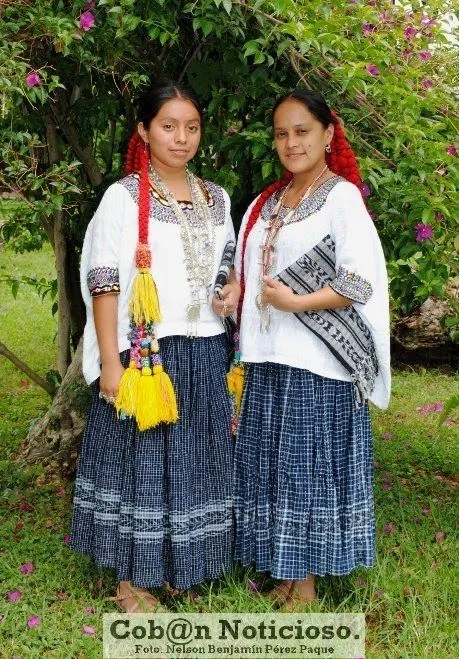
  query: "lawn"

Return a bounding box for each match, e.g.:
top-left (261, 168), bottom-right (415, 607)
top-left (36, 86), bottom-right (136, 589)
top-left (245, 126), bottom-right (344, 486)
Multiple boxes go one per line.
top-left (0, 246), bottom-right (458, 659)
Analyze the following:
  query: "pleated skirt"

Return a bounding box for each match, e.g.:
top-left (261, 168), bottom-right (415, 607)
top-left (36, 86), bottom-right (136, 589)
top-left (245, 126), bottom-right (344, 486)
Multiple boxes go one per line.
top-left (71, 334), bottom-right (233, 590)
top-left (234, 362), bottom-right (375, 578)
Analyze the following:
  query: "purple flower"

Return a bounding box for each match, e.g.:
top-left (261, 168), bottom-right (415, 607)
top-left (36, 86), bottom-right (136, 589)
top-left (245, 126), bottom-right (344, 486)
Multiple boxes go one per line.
top-left (247, 579), bottom-right (260, 592)
top-left (64, 534), bottom-right (71, 544)
top-left (383, 481), bottom-right (392, 490)
top-left (359, 182), bottom-right (371, 197)
top-left (415, 223), bottom-right (433, 242)
top-left (26, 72), bottom-right (41, 88)
top-left (79, 10), bottom-right (95, 32)
top-left (7, 591), bottom-right (22, 602)
top-left (423, 79), bottom-right (434, 89)
top-left (419, 50), bottom-right (432, 61)
top-left (446, 145), bottom-right (457, 156)
top-left (384, 522), bottom-right (394, 535)
top-left (87, 0), bottom-right (95, 7)
top-left (433, 402), bottom-right (444, 412)
top-left (435, 213), bottom-right (444, 222)
top-left (20, 563), bottom-right (35, 575)
top-left (361, 24), bottom-right (376, 36)
top-left (404, 27), bottom-right (417, 39)
top-left (27, 615), bottom-right (41, 628)
top-left (366, 64), bottom-right (380, 76)
top-left (382, 432), bottom-right (393, 440)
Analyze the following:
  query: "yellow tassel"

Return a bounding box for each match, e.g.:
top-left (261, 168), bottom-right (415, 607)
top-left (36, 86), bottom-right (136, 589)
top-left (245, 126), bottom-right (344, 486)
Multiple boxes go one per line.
top-left (227, 363), bottom-right (245, 418)
top-left (130, 268), bottom-right (161, 325)
top-left (153, 364), bottom-right (179, 424)
top-left (115, 361), bottom-right (140, 418)
top-left (135, 365), bottom-right (179, 431)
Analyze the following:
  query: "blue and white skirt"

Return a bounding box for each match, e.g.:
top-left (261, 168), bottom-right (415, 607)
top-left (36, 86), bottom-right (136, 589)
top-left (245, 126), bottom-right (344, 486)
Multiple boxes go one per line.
top-left (234, 362), bottom-right (375, 578)
top-left (71, 334), bottom-right (233, 590)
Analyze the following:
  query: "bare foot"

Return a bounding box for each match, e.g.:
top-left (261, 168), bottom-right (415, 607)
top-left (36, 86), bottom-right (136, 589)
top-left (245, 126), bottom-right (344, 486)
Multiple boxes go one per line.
top-left (265, 580), bottom-right (293, 606)
top-left (108, 580), bottom-right (163, 613)
top-left (283, 576), bottom-right (317, 611)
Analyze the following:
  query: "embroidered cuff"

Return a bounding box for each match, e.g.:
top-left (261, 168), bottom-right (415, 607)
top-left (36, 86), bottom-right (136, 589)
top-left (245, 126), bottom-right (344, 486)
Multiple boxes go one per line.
top-left (330, 266), bottom-right (373, 304)
top-left (87, 266), bottom-right (120, 297)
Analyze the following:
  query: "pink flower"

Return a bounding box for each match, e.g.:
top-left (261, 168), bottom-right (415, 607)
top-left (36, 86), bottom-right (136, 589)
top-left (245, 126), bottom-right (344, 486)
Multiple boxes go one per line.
top-left (7, 591), bottom-right (22, 602)
top-left (19, 501), bottom-right (33, 512)
top-left (79, 10), bottom-right (95, 32)
top-left (384, 522), bottom-right (393, 534)
top-left (366, 64), bottom-right (380, 76)
top-left (415, 223), bottom-right (433, 242)
top-left (64, 534), bottom-right (71, 544)
top-left (383, 481), bottom-right (392, 490)
top-left (246, 579), bottom-right (260, 592)
top-left (446, 145), bottom-right (457, 156)
top-left (83, 625), bottom-right (96, 636)
top-left (26, 72), bottom-right (41, 88)
top-left (433, 402), bottom-right (444, 412)
top-left (87, 0), bottom-right (95, 7)
top-left (421, 15), bottom-right (436, 28)
top-left (84, 606), bottom-right (96, 615)
top-left (435, 213), bottom-right (445, 222)
top-left (361, 24), bottom-right (376, 36)
top-left (359, 182), bottom-right (371, 197)
top-left (422, 507), bottom-right (430, 516)
top-left (404, 27), bottom-right (417, 39)
top-left (0, 615), bottom-right (4, 622)
top-left (419, 51), bottom-right (432, 61)
top-left (435, 531), bottom-right (446, 543)
top-left (423, 79), bottom-right (434, 89)
top-left (382, 432), bottom-right (393, 440)
top-left (27, 615), bottom-right (41, 628)
top-left (56, 487), bottom-right (66, 496)
top-left (20, 563), bottom-right (35, 575)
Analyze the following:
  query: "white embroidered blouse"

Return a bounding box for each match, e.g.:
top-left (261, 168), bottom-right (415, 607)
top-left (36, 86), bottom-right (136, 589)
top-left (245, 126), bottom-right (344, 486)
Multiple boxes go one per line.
top-left (80, 175), bottom-right (235, 384)
top-left (235, 178), bottom-right (391, 409)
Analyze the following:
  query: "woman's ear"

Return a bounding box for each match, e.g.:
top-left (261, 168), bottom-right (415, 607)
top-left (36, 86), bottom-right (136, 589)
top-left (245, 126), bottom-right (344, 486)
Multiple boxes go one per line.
top-left (137, 122), bottom-right (148, 144)
top-left (326, 123), bottom-right (334, 146)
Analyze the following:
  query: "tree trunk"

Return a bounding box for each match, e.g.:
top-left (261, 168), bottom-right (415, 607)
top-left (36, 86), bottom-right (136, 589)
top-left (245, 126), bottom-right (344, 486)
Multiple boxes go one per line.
top-left (21, 339), bottom-right (90, 479)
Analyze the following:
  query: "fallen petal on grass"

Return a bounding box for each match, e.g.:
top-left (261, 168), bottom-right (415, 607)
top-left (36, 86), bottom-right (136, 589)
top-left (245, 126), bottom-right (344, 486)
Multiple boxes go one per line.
top-left (82, 625), bottom-right (96, 636)
top-left (7, 591), bottom-right (22, 602)
top-left (27, 615), bottom-right (40, 628)
top-left (20, 563), bottom-right (34, 575)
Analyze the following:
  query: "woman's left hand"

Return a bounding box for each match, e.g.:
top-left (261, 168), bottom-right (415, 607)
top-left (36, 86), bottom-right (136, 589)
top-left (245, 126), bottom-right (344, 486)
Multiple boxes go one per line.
top-left (261, 276), bottom-right (299, 312)
top-left (212, 281), bottom-right (241, 317)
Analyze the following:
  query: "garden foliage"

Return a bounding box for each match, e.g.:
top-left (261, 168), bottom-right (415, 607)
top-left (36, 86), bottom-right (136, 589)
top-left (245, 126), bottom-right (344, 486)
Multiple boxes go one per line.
top-left (0, 0), bottom-right (458, 350)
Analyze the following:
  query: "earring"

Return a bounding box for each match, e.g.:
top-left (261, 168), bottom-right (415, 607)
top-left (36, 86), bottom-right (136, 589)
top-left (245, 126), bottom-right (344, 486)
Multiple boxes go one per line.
top-left (325, 144), bottom-right (331, 153)
top-left (144, 141), bottom-right (149, 154)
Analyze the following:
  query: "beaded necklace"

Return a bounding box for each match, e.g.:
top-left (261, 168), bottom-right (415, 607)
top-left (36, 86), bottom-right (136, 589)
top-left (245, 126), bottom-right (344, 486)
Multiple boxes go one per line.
top-left (148, 165), bottom-right (216, 336)
top-left (256, 164), bottom-right (328, 331)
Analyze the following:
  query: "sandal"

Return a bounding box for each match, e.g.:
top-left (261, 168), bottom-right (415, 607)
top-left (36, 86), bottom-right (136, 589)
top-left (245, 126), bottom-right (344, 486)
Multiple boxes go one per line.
top-left (108, 581), bottom-right (164, 613)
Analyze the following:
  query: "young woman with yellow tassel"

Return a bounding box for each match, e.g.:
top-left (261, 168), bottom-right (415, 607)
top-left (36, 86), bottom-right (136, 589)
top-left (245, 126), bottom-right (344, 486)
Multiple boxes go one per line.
top-left (71, 81), bottom-right (239, 612)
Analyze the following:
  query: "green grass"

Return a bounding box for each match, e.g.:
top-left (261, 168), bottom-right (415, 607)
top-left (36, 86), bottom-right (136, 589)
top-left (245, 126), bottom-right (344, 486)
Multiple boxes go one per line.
top-left (0, 246), bottom-right (458, 659)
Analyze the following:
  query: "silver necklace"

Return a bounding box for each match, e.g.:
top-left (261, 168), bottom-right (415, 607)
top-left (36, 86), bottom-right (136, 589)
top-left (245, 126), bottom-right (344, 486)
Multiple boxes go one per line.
top-left (149, 166), bottom-right (216, 336)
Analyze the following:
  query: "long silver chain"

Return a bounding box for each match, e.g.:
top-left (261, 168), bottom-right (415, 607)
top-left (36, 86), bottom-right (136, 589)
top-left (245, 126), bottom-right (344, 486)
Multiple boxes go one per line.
top-left (148, 166), bottom-right (216, 335)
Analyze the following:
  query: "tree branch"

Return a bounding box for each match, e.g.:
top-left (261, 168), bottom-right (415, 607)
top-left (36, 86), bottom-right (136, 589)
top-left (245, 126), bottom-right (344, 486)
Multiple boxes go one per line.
top-left (0, 342), bottom-right (56, 396)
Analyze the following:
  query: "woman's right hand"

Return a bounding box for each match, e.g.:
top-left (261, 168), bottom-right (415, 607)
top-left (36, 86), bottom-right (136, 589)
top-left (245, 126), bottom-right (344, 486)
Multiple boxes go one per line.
top-left (99, 360), bottom-right (125, 400)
